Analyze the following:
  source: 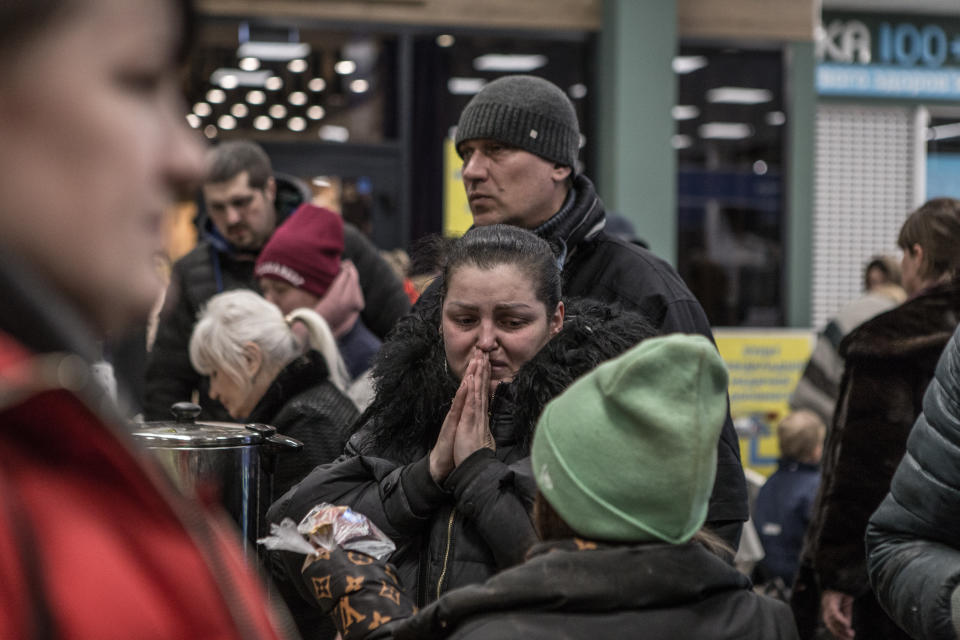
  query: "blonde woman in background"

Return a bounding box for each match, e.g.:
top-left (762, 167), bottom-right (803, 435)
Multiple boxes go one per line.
top-left (190, 290), bottom-right (359, 501)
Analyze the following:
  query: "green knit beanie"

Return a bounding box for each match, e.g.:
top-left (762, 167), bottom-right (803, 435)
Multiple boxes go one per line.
top-left (531, 334), bottom-right (729, 544)
top-left (455, 75), bottom-right (581, 170)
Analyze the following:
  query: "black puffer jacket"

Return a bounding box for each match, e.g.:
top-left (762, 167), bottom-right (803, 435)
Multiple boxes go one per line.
top-left (267, 298), bottom-right (655, 609)
top-left (793, 280), bottom-right (960, 639)
top-left (145, 203), bottom-right (410, 421)
top-left (247, 350), bottom-right (359, 501)
top-left (866, 323), bottom-right (960, 640)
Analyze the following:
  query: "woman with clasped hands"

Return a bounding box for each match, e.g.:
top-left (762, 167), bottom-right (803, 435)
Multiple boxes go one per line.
top-left (265, 225), bottom-right (654, 632)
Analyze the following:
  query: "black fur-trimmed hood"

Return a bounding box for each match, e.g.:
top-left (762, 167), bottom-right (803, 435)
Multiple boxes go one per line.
top-left (355, 297), bottom-right (656, 462)
top-left (841, 280), bottom-right (960, 361)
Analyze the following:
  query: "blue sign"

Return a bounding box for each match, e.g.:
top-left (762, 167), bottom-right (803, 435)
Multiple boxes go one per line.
top-left (817, 63), bottom-right (960, 99)
top-left (818, 13), bottom-right (960, 100)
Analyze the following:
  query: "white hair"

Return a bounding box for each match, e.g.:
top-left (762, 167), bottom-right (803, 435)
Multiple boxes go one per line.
top-left (189, 289), bottom-right (351, 393)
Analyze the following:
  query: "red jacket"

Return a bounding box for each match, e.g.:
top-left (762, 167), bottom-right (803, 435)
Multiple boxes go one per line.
top-left (0, 330), bottom-right (287, 639)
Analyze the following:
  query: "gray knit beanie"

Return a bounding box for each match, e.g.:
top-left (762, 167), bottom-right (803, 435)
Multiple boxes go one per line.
top-left (455, 75), bottom-right (580, 170)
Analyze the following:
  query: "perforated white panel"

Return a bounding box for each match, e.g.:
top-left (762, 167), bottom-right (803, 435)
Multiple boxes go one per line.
top-left (811, 104), bottom-right (924, 328)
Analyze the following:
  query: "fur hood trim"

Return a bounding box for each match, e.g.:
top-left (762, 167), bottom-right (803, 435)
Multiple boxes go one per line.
top-left (841, 280), bottom-right (960, 361)
top-left (358, 297), bottom-right (655, 461)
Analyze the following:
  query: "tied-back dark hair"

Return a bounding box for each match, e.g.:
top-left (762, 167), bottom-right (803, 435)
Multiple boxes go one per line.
top-left (440, 224), bottom-right (562, 314)
top-left (207, 140), bottom-right (274, 190)
top-left (0, 0), bottom-right (195, 62)
top-left (897, 197), bottom-right (960, 281)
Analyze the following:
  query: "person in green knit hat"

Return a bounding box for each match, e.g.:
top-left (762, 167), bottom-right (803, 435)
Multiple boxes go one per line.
top-left (285, 333), bottom-right (799, 640)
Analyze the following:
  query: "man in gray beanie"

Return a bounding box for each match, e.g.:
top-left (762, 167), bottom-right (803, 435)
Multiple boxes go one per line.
top-left (453, 75), bottom-right (748, 549)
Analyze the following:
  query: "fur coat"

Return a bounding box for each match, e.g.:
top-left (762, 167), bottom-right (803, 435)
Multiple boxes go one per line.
top-left (792, 279), bottom-right (960, 639)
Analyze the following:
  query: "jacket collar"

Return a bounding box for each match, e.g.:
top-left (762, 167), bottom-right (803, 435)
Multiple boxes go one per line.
top-left (247, 350), bottom-right (331, 423)
top-left (841, 279), bottom-right (960, 360)
top-left (356, 298), bottom-right (655, 462)
top-left (200, 218), bottom-right (261, 260)
top-left (532, 174), bottom-right (606, 266)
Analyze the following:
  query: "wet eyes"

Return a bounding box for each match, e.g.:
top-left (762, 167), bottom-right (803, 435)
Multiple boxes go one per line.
top-left (501, 317), bottom-right (530, 329)
top-left (451, 316), bottom-right (530, 329)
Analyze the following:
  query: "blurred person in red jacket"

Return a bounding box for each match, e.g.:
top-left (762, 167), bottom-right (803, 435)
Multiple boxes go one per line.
top-left (0, 1), bottom-right (291, 638)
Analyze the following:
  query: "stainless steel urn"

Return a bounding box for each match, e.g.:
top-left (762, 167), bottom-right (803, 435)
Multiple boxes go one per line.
top-left (131, 402), bottom-right (302, 552)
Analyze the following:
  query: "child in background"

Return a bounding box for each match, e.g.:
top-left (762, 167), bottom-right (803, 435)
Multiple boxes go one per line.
top-left (753, 410), bottom-right (826, 597)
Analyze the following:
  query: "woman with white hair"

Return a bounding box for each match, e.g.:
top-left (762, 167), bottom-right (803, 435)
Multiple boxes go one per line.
top-left (190, 289), bottom-right (359, 499)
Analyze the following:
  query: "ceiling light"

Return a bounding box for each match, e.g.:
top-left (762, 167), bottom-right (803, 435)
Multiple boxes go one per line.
top-left (349, 78), bottom-right (369, 93)
top-left (448, 77), bottom-right (486, 95)
top-left (765, 111), bottom-right (786, 126)
top-left (253, 115), bottom-right (272, 131)
top-left (238, 57), bottom-right (260, 71)
top-left (203, 124), bottom-right (218, 139)
top-left (436, 34), bottom-right (455, 47)
top-left (753, 160), bottom-right (768, 175)
top-left (237, 41), bottom-right (310, 62)
top-left (335, 60), bottom-right (357, 75)
top-left (287, 58), bottom-right (308, 73)
top-left (308, 77), bottom-right (327, 92)
top-left (288, 91), bottom-right (307, 106)
top-left (268, 104), bottom-right (287, 119)
top-left (706, 87), bottom-right (772, 104)
top-left (672, 55), bottom-right (708, 74)
top-left (698, 122), bottom-right (753, 139)
top-left (193, 102), bottom-right (212, 117)
top-left (671, 134), bottom-right (693, 149)
top-left (230, 103), bottom-right (249, 118)
top-left (672, 105), bottom-right (700, 120)
top-left (211, 68), bottom-right (270, 88)
top-left (217, 114), bottom-right (237, 130)
top-left (206, 89), bottom-right (226, 104)
top-left (319, 125), bottom-right (349, 142)
top-left (265, 76), bottom-right (283, 91)
top-left (246, 90), bottom-right (266, 105)
top-left (568, 83), bottom-right (587, 99)
top-left (307, 105), bottom-right (326, 120)
top-left (288, 116), bottom-right (307, 132)
top-left (312, 176), bottom-right (332, 188)
top-left (473, 54), bottom-right (547, 72)
top-left (185, 114), bottom-right (201, 128)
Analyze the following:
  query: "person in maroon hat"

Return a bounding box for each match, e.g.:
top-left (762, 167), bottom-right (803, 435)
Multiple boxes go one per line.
top-left (256, 204), bottom-right (382, 393)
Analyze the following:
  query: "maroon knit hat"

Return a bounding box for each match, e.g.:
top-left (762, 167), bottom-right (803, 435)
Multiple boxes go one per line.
top-left (255, 204), bottom-right (344, 298)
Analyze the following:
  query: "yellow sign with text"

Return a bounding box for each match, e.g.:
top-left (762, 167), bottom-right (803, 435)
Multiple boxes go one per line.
top-left (715, 329), bottom-right (814, 478)
top-left (443, 137), bottom-right (472, 238)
